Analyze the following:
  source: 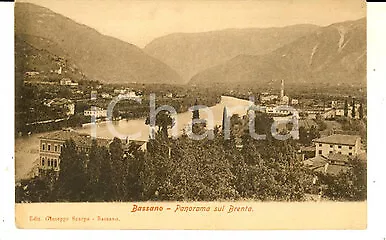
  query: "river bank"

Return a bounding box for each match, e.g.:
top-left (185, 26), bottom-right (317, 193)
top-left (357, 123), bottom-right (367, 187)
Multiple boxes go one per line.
top-left (15, 96), bottom-right (253, 180)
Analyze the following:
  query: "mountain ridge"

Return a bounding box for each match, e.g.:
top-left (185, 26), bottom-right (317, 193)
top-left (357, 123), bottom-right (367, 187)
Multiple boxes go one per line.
top-left (15, 2), bottom-right (183, 85)
top-left (144, 24), bottom-right (320, 82)
top-left (189, 18), bottom-right (366, 86)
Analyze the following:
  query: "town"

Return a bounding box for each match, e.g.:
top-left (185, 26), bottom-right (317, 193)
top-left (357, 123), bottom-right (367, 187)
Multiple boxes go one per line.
top-left (15, 68), bottom-right (367, 203)
top-left (14, 1), bottom-right (367, 203)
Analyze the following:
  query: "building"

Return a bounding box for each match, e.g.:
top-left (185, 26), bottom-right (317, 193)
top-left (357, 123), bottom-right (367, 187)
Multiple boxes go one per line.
top-left (302, 107), bottom-right (325, 119)
top-left (101, 93), bottom-right (112, 99)
top-left (122, 137), bottom-right (148, 154)
top-left (322, 108), bottom-right (336, 119)
top-left (119, 91), bottom-right (140, 99)
top-left (313, 134), bottom-right (361, 157)
top-left (281, 95), bottom-right (289, 105)
top-left (335, 108), bottom-right (345, 117)
top-left (303, 154), bottom-right (350, 176)
top-left (60, 78), bottom-right (78, 86)
top-left (84, 107), bottom-right (107, 118)
top-left (114, 89), bottom-right (125, 94)
top-left (39, 130), bottom-right (111, 172)
top-left (260, 95), bottom-right (278, 103)
top-left (279, 79), bottom-right (289, 105)
top-left (24, 71), bottom-right (40, 77)
top-left (43, 98), bottom-right (75, 116)
top-left (335, 103), bottom-right (361, 119)
top-left (56, 66), bottom-right (62, 75)
top-left (297, 146), bottom-right (316, 160)
top-left (113, 88), bottom-right (136, 96)
top-left (291, 99), bottom-right (299, 105)
top-left (126, 91), bottom-right (137, 98)
top-left (304, 135), bottom-right (364, 176)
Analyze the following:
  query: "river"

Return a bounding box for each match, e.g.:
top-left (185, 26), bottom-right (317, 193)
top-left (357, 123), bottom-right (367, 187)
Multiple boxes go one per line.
top-left (15, 96), bottom-right (253, 180)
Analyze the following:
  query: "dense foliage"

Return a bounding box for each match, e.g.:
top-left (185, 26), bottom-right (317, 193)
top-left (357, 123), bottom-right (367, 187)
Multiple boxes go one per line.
top-left (15, 112), bottom-right (366, 202)
top-left (15, 127), bottom-right (367, 203)
top-left (316, 158), bottom-right (367, 201)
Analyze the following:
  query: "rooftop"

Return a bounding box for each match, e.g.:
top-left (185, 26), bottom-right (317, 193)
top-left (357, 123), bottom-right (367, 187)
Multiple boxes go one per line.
top-left (40, 130), bottom-right (111, 148)
top-left (328, 153), bottom-right (350, 163)
top-left (313, 163), bottom-right (349, 176)
top-left (299, 145), bottom-right (316, 152)
top-left (313, 134), bottom-right (360, 146)
top-left (304, 155), bottom-right (328, 168)
top-left (304, 155), bottom-right (350, 176)
top-left (44, 98), bottom-right (73, 106)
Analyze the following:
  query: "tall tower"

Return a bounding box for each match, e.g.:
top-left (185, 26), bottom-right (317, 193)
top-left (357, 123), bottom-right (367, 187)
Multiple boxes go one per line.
top-left (280, 79), bottom-right (285, 99)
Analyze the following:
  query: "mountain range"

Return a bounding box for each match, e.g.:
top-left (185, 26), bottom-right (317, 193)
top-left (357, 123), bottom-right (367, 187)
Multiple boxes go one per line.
top-left (15, 3), bottom-right (182, 84)
top-left (144, 25), bottom-right (319, 82)
top-left (190, 18), bottom-right (366, 86)
top-left (15, 3), bottom-right (366, 87)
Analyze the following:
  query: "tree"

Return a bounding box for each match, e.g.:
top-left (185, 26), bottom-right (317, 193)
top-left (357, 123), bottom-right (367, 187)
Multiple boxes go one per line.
top-left (351, 99), bottom-right (356, 119)
top-left (98, 146), bottom-right (115, 200)
top-left (317, 157), bottom-right (366, 201)
top-left (141, 137), bottom-right (238, 201)
top-left (359, 102), bottom-right (364, 119)
top-left (242, 112), bottom-right (274, 144)
top-left (344, 99), bottom-right (348, 117)
top-left (192, 99), bottom-right (200, 120)
top-left (85, 139), bottom-right (105, 201)
top-left (15, 170), bottom-right (57, 203)
top-left (123, 145), bottom-right (145, 201)
top-left (299, 125), bottom-right (320, 145)
top-left (145, 111), bottom-right (173, 138)
top-left (112, 108), bottom-right (120, 120)
top-left (236, 140), bottom-right (312, 201)
top-left (222, 107), bottom-right (228, 133)
top-left (56, 139), bottom-right (88, 201)
top-left (109, 137), bottom-right (127, 200)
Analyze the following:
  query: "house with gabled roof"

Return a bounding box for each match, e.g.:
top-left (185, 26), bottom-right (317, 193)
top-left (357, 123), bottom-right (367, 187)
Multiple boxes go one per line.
top-left (313, 134), bottom-right (361, 157)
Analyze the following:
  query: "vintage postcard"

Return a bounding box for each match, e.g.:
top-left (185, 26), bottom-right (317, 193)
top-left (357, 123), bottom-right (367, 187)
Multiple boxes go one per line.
top-left (14, 0), bottom-right (367, 229)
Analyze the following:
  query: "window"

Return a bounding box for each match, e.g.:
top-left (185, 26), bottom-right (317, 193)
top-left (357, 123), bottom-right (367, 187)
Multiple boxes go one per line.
top-left (41, 158), bottom-right (45, 166)
top-left (330, 145), bottom-right (333, 148)
top-left (319, 144), bottom-right (322, 147)
top-left (48, 144), bottom-right (51, 151)
top-left (55, 145), bottom-right (58, 152)
top-left (54, 160), bottom-right (57, 168)
top-left (319, 150), bottom-right (322, 155)
top-left (329, 151), bottom-right (333, 154)
top-left (349, 153), bottom-right (353, 156)
top-left (349, 146), bottom-right (353, 150)
top-left (60, 145), bottom-right (63, 152)
top-left (48, 159), bottom-right (51, 167)
top-left (338, 145), bottom-right (342, 149)
top-left (42, 144), bottom-right (45, 151)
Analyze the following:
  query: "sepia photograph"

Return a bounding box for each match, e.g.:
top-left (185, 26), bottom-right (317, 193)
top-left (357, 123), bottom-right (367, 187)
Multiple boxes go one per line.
top-left (13, 0), bottom-right (368, 230)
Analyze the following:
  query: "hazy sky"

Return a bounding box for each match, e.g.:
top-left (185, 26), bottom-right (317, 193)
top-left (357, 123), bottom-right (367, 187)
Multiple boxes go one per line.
top-left (19, 0), bottom-right (366, 47)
